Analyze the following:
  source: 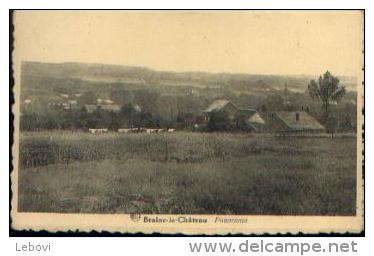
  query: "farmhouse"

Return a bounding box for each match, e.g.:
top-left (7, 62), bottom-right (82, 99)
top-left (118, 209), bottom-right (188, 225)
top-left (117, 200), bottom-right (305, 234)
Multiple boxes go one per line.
top-left (267, 111), bottom-right (325, 133)
top-left (203, 99), bottom-right (266, 131)
top-left (203, 99), bottom-right (237, 121)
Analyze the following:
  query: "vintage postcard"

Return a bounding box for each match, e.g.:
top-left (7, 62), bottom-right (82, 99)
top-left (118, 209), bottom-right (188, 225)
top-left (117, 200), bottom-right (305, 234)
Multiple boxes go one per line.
top-left (11, 10), bottom-right (364, 235)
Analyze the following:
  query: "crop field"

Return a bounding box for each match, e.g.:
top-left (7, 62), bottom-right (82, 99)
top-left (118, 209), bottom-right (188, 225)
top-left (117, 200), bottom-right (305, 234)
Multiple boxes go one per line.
top-left (17, 131), bottom-right (357, 215)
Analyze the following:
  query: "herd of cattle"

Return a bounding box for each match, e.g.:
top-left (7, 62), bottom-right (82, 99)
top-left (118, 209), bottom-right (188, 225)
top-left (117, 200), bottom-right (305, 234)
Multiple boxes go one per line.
top-left (88, 128), bottom-right (176, 134)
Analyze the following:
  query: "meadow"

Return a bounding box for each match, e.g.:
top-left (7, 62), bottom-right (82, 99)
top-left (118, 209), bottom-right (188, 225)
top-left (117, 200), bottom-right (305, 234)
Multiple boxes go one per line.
top-left (17, 131), bottom-right (357, 215)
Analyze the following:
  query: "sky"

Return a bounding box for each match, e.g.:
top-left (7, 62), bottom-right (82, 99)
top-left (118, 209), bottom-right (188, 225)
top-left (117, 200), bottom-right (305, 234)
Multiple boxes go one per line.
top-left (13, 10), bottom-right (363, 77)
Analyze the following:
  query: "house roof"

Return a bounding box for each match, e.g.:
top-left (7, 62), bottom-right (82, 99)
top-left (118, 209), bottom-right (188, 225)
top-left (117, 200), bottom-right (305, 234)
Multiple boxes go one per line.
top-left (236, 108), bottom-right (257, 118)
top-left (203, 99), bottom-right (232, 113)
top-left (239, 108), bottom-right (257, 112)
top-left (247, 113), bottom-right (265, 124)
top-left (203, 99), bottom-right (234, 113)
top-left (275, 111), bottom-right (324, 131)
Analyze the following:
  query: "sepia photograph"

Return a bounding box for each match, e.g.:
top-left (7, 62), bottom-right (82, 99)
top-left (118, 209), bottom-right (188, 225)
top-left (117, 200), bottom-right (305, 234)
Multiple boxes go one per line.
top-left (11, 10), bottom-right (364, 234)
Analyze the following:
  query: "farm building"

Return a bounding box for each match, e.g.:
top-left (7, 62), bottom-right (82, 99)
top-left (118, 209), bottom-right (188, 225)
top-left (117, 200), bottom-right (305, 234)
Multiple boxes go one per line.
top-left (266, 111), bottom-right (325, 133)
top-left (202, 100), bottom-right (324, 133)
top-left (234, 108), bottom-right (266, 132)
top-left (203, 99), bottom-right (238, 121)
top-left (235, 108), bottom-right (257, 119)
top-left (203, 99), bottom-right (266, 132)
top-left (243, 112), bottom-right (266, 131)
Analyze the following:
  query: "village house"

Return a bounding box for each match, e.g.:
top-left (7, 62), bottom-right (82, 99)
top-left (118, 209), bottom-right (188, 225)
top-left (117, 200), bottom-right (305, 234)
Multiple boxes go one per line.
top-left (203, 99), bottom-right (237, 121)
top-left (266, 111), bottom-right (325, 133)
top-left (203, 99), bottom-right (266, 131)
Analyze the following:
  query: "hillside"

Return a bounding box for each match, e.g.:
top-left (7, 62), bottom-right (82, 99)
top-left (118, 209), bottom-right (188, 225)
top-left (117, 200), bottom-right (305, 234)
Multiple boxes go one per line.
top-left (21, 61), bottom-right (357, 97)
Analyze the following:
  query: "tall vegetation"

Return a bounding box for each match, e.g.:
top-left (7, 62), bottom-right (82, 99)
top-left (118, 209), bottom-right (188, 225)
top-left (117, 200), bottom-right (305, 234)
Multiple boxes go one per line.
top-left (207, 112), bottom-right (234, 132)
top-left (20, 106), bottom-right (161, 131)
top-left (19, 131), bottom-right (357, 215)
top-left (308, 71), bottom-right (346, 120)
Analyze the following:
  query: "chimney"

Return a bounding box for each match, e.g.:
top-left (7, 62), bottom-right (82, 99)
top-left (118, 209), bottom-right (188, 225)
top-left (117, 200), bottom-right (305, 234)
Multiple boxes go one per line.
top-left (296, 112), bottom-right (300, 121)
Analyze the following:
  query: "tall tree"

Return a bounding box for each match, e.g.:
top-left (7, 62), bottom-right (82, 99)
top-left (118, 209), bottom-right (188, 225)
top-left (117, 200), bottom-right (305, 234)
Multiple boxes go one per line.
top-left (308, 71), bottom-right (346, 120)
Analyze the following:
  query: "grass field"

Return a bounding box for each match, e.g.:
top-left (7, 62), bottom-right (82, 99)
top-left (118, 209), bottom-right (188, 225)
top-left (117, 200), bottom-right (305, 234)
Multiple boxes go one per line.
top-left (18, 131), bottom-right (357, 215)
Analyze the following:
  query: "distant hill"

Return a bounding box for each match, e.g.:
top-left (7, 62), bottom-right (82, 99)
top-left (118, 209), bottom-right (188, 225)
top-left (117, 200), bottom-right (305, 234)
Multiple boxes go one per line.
top-left (21, 61), bottom-right (357, 97)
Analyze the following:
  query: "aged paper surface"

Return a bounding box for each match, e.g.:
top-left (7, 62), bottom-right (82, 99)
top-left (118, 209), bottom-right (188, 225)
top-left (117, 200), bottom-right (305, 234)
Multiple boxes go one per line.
top-left (11, 10), bottom-right (364, 234)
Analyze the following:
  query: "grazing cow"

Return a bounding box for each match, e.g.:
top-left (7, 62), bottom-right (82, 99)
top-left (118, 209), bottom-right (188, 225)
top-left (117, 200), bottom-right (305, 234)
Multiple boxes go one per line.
top-left (167, 128), bottom-right (176, 132)
top-left (128, 128), bottom-right (146, 133)
top-left (138, 128), bottom-right (147, 133)
top-left (146, 128), bottom-right (158, 134)
top-left (89, 128), bottom-right (108, 134)
top-left (118, 128), bottom-right (131, 133)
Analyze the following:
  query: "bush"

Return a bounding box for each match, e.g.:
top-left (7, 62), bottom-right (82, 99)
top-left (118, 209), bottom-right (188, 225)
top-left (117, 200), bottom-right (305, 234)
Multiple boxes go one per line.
top-left (207, 112), bottom-right (234, 132)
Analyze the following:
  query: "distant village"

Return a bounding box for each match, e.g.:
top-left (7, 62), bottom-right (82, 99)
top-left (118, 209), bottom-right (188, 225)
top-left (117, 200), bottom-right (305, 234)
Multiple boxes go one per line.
top-left (25, 92), bottom-right (124, 113)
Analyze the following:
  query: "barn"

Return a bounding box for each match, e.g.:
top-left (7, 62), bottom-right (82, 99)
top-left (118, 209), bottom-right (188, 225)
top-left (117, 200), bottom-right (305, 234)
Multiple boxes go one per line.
top-left (235, 108), bottom-right (266, 132)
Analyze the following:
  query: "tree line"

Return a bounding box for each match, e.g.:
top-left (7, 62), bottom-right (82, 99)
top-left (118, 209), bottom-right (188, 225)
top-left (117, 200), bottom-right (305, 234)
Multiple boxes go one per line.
top-left (20, 103), bottom-right (198, 131)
